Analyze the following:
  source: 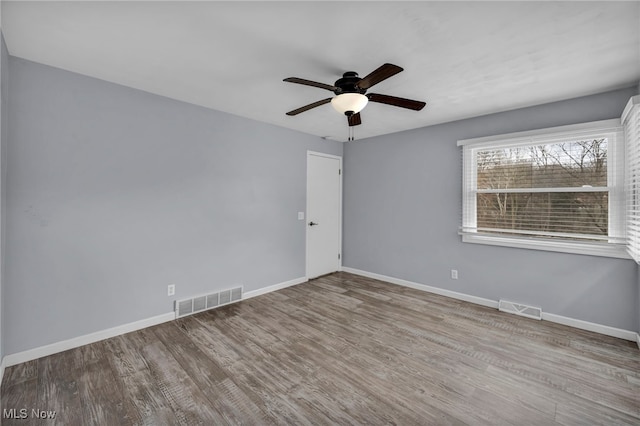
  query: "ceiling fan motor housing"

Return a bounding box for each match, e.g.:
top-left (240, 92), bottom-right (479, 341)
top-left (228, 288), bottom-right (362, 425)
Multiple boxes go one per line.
top-left (334, 72), bottom-right (367, 95)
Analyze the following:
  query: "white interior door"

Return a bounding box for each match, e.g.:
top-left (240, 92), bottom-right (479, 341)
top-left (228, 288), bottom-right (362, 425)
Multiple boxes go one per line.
top-left (306, 152), bottom-right (342, 279)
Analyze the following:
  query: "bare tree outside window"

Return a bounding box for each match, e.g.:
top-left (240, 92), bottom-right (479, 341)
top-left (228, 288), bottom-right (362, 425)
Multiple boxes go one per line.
top-left (475, 139), bottom-right (608, 240)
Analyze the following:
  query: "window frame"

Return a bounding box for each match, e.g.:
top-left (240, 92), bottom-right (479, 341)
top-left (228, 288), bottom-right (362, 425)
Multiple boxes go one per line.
top-left (458, 119), bottom-right (629, 259)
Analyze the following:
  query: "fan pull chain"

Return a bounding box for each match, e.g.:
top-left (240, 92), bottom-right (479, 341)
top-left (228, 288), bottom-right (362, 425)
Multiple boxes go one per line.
top-left (348, 126), bottom-right (355, 141)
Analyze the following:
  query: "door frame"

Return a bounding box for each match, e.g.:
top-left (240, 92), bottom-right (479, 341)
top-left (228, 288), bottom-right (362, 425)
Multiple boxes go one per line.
top-left (306, 151), bottom-right (343, 279)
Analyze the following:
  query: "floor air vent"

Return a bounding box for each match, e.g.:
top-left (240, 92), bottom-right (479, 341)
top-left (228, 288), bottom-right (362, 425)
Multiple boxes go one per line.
top-left (175, 286), bottom-right (243, 319)
top-left (498, 299), bottom-right (542, 320)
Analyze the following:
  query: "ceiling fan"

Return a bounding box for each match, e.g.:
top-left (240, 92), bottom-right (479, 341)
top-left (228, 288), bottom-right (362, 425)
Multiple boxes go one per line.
top-left (283, 63), bottom-right (426, 131)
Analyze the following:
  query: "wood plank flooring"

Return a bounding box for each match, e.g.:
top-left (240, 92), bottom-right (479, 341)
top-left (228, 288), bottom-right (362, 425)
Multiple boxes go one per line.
top-left (2, 272), bottom-right (639, 425)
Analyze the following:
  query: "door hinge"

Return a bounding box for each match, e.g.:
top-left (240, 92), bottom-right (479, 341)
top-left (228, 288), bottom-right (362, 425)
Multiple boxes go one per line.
top-left (338, 253), bottom-right (341, 260)
top-left (338, 169), bottom-right (341, 175)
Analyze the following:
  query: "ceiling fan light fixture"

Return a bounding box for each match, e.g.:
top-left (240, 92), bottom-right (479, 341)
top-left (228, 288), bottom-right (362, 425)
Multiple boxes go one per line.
top-left (331, 93), bottom-right (368, 115)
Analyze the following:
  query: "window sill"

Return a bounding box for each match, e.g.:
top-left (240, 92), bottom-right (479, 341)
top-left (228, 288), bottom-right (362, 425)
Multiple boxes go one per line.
top-left (461, 233), bottom-right (630, 259)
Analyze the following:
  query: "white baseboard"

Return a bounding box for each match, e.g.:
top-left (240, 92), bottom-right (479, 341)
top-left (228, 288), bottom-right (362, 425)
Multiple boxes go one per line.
top-left (540, 312), bottom-right (638, 342)
top-left (341, 267), bottom-right (638, 343)
top-left (341, 267), bottom-right (498, 309)
top-left (4, 312), bottom-right (175, 368)
top-left (243, 276), bottom-right (307, 300)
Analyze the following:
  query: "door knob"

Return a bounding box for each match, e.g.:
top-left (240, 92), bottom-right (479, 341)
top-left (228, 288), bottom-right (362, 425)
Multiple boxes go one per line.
top-left (309, 221), bottom-right (318, 226)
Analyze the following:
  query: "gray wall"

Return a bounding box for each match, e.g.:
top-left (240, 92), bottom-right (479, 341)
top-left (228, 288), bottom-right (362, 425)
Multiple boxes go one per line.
top-left (5, 57), bottom-right (342, 354)
top-left (0, 34), bottom-right (7, 361)
top-left (344, 86), bottom-right (639, 332)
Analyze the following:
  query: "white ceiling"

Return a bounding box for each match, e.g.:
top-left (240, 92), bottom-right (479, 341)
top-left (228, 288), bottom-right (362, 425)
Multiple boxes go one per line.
top-left (2, 1), bottom-right (639, 142)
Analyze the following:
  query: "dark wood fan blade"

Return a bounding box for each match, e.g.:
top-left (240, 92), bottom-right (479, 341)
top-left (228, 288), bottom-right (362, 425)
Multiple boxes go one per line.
top-left (367, 93), bottom-right (426, 111)
top-left (356, 63), bottom-right (403, 90)
top-left (348, 113), bottom-right (362, 127)
top-left (283, 77), bottom-right (337, 92)
top-left (286, 98), bottom-right (332, 116)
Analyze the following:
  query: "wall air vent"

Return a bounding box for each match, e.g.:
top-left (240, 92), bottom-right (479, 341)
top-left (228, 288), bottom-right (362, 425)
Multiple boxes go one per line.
top-left (177, 300), bottom-right (193, 317)
top-left (175, 285), bottom-right (243, 319)
top-left (498, 299), bottom-right (542, 320)
top-left (220, 289), bottom-right (231, 305)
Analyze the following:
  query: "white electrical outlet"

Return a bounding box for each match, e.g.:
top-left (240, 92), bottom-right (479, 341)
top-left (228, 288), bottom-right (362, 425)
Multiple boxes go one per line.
top-left (168, 284), bottom-right (175, 296)
top-left (451, 269), bottom-right (458, 280)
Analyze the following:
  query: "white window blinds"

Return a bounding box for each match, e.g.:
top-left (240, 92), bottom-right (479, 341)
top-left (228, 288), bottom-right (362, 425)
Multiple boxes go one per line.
top-left (623, 95), bottom-right (640, 262)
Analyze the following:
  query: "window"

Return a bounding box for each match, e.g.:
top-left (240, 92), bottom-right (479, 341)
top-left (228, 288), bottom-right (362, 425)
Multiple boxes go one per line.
top-left (459, 119), bottom-right (627, 258)
top-left (623, 96), bottom-right (640, 262)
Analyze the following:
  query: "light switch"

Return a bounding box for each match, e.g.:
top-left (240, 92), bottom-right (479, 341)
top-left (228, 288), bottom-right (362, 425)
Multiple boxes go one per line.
top-left (298, 212), bottom-right (305, 220)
